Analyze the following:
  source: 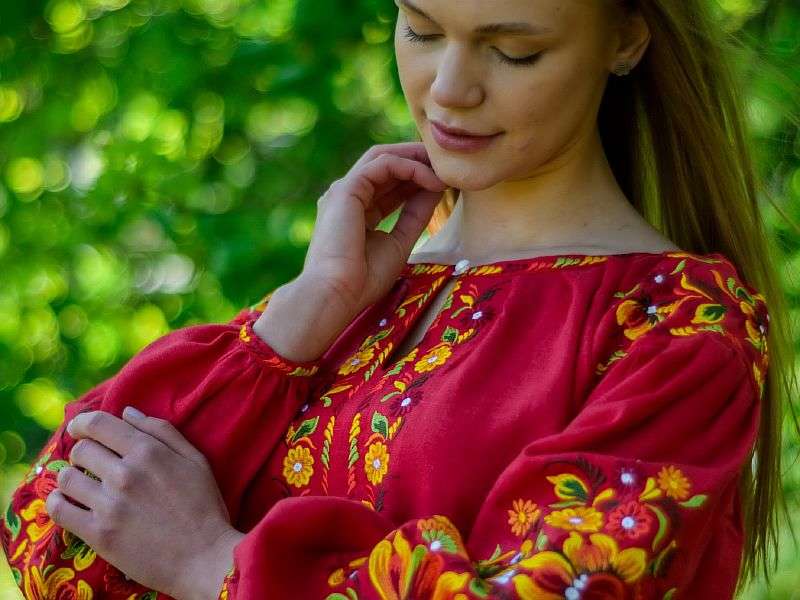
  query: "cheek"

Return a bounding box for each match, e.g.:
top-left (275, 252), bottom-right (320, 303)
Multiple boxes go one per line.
top-left (508, 65), bottom-right (598, 153)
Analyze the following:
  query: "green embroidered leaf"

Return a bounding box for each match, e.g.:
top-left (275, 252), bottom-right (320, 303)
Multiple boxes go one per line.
top-left (678, 494), bottom-right (707, 508)
top-left (441, 326), bottom-right (459, 344)
top-left (46, 460), bottom-right (70, 473)
top-left (535, 530), bottom-right (548, 551)
top-left (648, 504), bottom-right (669, 552)
top-left (12, 567), bottom-right (21, 586)
top-left (652, 540), bottom-right (677, 577)
top-left (380, 390), bottom-right (401, 403)
top-left (363, 361), bottom-right (378, 382)
top-left (468, 577), bottom-right (491, 597)
top-left (291, 416), bottom-right (319, 444)
top-left (663, 588), bottom-right (677, 600)
top-left (371, 412), bottom-right (389, 439)
top-left (139, 592), bottom-right (158, 600)
top-left (348, 442), bottom-right (359, 468)
top-left (321, 440), bottom-right (330, 468)
top-left (669, 259), bottom-right (686, 275)
top-left (488, 544), bottom-right (502, 561)
top-left (403, 544), bottom-right (427, 592)
top-left (325, 594), bottom-right (352, 600)
top-left (548, 500), bottom-right (587, 509)
top-left (322, 396), bottom-right (332, 407)
top-left (385, 361), bottom-right (405, 376)
top-left (4, 502), bottom-right (20, 540)
top-left (693, 303), bottom-right (726, 324)
top-left (442, 293), bottom-right (453, 311)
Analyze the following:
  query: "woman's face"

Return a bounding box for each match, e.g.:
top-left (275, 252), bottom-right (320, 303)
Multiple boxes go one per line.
top-left (394, 0), bottom-right (632, 190)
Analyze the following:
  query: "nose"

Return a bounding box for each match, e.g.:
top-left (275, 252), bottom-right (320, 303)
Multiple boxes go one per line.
top-left (429, 43), bottom-right (485, 108)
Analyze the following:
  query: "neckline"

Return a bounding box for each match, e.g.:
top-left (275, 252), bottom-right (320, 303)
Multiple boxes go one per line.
top-left (402, 249), bottom-right (726, 276)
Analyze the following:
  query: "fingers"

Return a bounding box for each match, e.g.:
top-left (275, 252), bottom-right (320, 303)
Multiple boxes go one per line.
top-left (67, 410), bottom-right (142, 457)
top-left (389, 188), bottom-right (444, 254)
top-left (350, 154), bottom-right (446, 217)
top-left (45, 488), bottom-right (92, 533)
top-left (56, 465), bottom-right (103, 509)
top-left (69, 437), bottom-right (122, 483)
top-left (122, 407), bottom-right (207, 465)
top-left (350, 142), bottom-right (431, 172)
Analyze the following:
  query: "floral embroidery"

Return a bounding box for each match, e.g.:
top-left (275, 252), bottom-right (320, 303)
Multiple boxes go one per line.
top-left (283, 445), bottom-right (315, 488)
top-left (278, 270), bottom-right (502, 508)
top-left (364, 441), bottom-right (390, 485)
top-left (238, 318), bottom-right (320, 377)
top-left (507, 499), bottom-right (540, 538)
top-left (598, 253), bottom-right (770, 403)
top-left (325, 456), bottom-right (706, 599)
top-left (1, 417), bottom-right (157, 598)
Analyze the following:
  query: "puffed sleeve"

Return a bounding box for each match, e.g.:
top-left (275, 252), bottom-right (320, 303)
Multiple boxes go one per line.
top-left (0, 293), bottom-right (328, 598)
top-left (216, 298), bottom-right (769, 598)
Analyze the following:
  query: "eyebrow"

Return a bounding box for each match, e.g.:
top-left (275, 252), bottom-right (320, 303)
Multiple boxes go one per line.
top-left (395, 0), bottom-right (554, 36)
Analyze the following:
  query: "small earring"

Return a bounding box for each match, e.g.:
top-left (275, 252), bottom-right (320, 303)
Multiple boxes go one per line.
top-left (613, 62), bottom-right (632, 76)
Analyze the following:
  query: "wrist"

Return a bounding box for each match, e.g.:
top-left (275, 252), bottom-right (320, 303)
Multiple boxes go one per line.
top-left (253, 275), bottom-right (356, 364)
top-left (183, 526), bottom-right (245, 600)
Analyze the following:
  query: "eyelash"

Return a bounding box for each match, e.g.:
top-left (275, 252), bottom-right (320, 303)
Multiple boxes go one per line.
top-left (401, 25), bottom-right (541, 66)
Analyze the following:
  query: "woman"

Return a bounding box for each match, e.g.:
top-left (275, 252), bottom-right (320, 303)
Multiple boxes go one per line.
top-left (1, 0), bottom-right (793, 598)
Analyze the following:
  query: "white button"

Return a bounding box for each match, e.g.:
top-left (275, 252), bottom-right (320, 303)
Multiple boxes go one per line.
top-left (453, 259), bottom-right (470, 275)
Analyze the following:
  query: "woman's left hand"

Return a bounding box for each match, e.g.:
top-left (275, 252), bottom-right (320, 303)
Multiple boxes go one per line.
top-left (46, 406), bottom-right (245, 600)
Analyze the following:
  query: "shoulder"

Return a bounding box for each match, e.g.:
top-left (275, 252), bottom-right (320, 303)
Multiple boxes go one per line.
top-left (594, 251), bottom-right (769, 398)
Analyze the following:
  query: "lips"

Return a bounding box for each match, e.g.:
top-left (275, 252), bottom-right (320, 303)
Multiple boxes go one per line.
top-left (429, 120), bottom-right (503, 153)
top-left (430, 120), bottom-right (498, 138)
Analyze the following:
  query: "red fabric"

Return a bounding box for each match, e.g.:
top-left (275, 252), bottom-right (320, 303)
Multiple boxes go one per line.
top-left (1, 251), bottom-right (769, 600)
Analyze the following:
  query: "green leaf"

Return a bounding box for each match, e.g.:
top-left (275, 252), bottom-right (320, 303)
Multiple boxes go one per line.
top-left (371, 412), bottom-right (389, 438)
top-left (291, 416), bottom-right (319, 444)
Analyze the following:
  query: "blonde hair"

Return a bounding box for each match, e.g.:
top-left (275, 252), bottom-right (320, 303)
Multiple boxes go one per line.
top-left (419, 1), bottom-right (800, 594)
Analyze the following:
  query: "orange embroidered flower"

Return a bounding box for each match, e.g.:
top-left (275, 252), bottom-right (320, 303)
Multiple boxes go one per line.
top-left (656, 465), bottom-right (691, 500)
top-left (544, 506), bottom-right (603, 533)
top-left (283, 446), bottom-right (314, 487)
top-left (417, 515), bottom-right (467, 556)
top-left (615, 297), bottom-right (678, 341)
top-left (338, 347), bottom-right (375, 375)
top-left (508, 499), bottom-right (541, 537)
top-left (413, 343), bottom-right (452, 373)
top-left (364, 442), bottom-right (389, 485)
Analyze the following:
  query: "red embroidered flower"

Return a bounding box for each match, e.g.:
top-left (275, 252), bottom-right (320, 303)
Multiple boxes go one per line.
top-left (605, 500), bottom-right (654, 540)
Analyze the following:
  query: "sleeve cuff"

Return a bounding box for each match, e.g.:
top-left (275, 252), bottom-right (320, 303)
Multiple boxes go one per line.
top-left (237, 311), bottom-right (322, 378)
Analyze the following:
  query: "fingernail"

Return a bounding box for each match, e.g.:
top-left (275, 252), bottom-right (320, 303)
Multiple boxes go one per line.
top-left (124, 406), bottom-right (145, 419)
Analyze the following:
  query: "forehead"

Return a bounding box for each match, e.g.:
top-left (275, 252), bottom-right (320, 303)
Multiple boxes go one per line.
top-left (396, 0), bottom-right (593, 31)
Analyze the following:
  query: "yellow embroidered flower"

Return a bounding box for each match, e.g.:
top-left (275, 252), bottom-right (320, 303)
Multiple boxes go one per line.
top-left (364, 442), bottom-right (389, 485)
top-left (20, 499), bottom-right (55, 543)
top-left (507, 499), bottom-right (541, 537)
top-left (514, 531), bottom-right (647, 595)
top-left (656, 465), bottom-right (691, 500)
top-left (22, 565), bottom-right (81, 599)
top-left (283, 446), bottom-right (314, 487)
top-left (413, 343), bottom-right (452, 373)
top-left (544, 506), bottom-right (603, 533)
top-left (338, 347), bottom-right (375, 375)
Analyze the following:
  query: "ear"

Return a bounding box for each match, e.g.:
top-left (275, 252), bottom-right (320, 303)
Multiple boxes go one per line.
top-left (609, 10), bottom-right (651, 72)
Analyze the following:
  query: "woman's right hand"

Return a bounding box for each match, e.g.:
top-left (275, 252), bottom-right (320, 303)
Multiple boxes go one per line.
top-left (253, 142), bottom-right (448, 363)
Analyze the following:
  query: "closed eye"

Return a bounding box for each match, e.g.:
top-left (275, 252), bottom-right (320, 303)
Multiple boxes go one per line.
top-left (402, 25), bottom-right (541, 67)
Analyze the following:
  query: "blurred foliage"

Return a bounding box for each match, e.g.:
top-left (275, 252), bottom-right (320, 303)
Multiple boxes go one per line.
top-left (0, 0), bottom-right (799, 597)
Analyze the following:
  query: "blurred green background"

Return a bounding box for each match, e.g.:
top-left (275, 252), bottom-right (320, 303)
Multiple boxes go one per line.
top-left (0, 0), bottom-right (799, 597)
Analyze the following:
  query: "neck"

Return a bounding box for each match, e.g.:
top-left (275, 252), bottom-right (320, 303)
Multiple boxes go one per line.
top-left (416, 128), bottom-right (674, 262)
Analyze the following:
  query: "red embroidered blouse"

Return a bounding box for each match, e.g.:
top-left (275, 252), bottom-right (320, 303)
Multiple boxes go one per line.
top-left (1, 250), bottom-right (770, 599)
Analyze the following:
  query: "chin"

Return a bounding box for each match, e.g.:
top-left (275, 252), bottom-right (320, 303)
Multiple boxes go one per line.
top-left (427, 156), bottom-right (506, 191)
